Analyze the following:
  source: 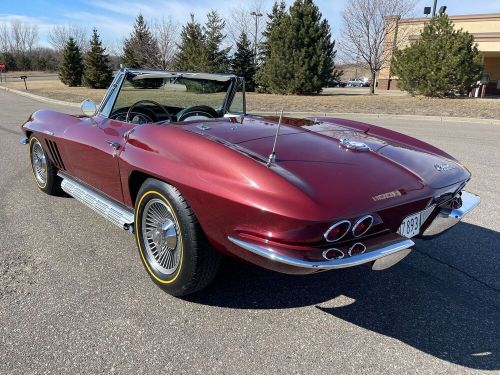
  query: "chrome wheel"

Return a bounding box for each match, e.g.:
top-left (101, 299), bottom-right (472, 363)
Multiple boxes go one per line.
top-left (31, 140), bottom-right (47, 186)
top-left (141, 198), bottom-right (181, 275)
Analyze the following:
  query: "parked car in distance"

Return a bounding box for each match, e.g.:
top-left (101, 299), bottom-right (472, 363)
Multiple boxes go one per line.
top-left (346, 78), bottom-right (367, 87)
top-left (20, 68), bottom-right (480, 297)
top-left (324, 77), bottom-right (346, 88)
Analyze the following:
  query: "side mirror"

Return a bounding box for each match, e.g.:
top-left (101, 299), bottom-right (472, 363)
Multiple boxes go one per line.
top-left (80, 99), bottom-right (97, 117)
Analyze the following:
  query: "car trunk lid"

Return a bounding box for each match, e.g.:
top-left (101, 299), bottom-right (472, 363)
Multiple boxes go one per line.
top-left (179, 117), bottom-right (468, 212)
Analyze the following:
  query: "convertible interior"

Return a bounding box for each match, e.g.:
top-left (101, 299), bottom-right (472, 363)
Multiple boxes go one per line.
top-left (108, 72), bottom-right (241, 125)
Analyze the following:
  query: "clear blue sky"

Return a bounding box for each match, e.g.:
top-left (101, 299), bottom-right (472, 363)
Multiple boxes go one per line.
top-left (1, 0), bottom-right (499, 47)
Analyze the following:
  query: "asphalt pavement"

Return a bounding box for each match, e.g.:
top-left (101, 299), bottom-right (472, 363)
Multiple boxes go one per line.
top-left (1, 89), bottom-right (499, 374)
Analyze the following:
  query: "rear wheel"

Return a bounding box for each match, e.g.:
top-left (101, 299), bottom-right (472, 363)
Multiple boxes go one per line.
top-left (29, 136), bottom-right (61, 195)
top-left (134, 178), bottom-right (220, 296)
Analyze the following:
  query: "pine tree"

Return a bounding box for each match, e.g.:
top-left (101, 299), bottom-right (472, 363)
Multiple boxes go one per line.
top-left (174, 14), bottom-right (208, 71)
top-left (258, 0), bottom-right (337, 94)
top-left (175, 12), bottom-right (230, 73)
top-left (259, 1), bottom-right (287, 63)
top-left (203, 10), bottom-right (230, 72)
top-left (232, 32), bottom-right (256, 91)
top-left (59, 37), bottom-right (83, 87)
top-left (287, 0), bottom-right (336, 94)
top-left (83, 28), bottom-right (113, 89)
top-left (122, 14), bottom-right (161, 69)
top-left (391, 14), bottom-right (483, 97)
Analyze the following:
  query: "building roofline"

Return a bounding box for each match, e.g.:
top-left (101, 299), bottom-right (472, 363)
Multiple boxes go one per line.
top-left (400, 13), bottom-right (500, 24)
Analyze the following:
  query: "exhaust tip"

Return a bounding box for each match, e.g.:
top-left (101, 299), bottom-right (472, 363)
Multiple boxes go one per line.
top-left (322, 248), bottom-right (345, 260)
top-left (348, 242), bottom-right (366, 256)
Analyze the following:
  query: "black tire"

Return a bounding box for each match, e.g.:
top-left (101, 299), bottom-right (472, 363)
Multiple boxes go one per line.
top-left (134, 178), bottom-right (220, 296)
top-left (29, 135), bottom-right (61, 195)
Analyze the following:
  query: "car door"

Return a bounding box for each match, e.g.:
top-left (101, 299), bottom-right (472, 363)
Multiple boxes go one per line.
top-left (63, 114), bottom-right (133, 203)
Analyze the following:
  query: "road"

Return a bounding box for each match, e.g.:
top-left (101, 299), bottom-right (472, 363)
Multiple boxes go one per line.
top-left (1, 89), bottom-right (499, 374)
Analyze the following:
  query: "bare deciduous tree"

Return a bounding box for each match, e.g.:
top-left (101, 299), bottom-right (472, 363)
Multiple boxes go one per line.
top-left (48, 24), bottom-right (88, 52)
top-left (0, 21), bottom-right (38, 54)
top-left (10, 20), bottom-right (39, 53)
top-left (104, 39), bottom-right (123, 60)
top-left (225, 1), bottom-right (265, 52)
top-left (0, 23), bottom-right (10, 52)
top-left (152, 17), bottom-right (179, 70)
top-left (340, 0), bottom-right (416, 93)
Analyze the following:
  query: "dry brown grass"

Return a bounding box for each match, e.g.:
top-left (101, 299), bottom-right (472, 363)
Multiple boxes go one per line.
top-left (247, 92), bottom-right (500, 119)
top-left (2, 79), bottom-right (499, 119)
top-left (2, 80), bottom-right (107, 103)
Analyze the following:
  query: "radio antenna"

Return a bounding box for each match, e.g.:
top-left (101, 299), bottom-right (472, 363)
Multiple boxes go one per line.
top-left (267, 108), bottom-right (284, 168)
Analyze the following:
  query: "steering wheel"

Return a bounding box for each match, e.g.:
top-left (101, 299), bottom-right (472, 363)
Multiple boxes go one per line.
top-left (126, 100), bottom-right (173, 124)
top-left (176, 105), bottom-right (219, 122)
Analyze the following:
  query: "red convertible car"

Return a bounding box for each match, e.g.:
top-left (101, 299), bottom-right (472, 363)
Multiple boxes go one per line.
top-left (21, 68), bottom-right (480, 296)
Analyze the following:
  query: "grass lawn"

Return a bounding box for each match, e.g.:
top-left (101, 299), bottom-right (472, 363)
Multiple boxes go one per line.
top-left (2, 79), bottom-right (499, 119)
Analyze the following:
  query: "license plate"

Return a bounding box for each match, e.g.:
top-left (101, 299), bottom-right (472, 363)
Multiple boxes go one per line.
top-left (398, 212), bottom-right (422, 238)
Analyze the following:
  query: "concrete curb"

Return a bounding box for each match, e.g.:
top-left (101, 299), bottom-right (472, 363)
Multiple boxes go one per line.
top-left (0, 85), bottom-right (80, 108)
top-left (1, 85), bottom-right (498, 125)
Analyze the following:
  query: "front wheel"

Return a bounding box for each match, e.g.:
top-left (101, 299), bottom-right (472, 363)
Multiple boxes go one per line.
top-left (29, 136), bottom-right (61, 195)
top-left (134, 178), bottom-right (220, 296)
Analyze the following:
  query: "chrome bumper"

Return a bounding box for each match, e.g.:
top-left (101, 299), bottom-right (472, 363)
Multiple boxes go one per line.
top-left (227, 236), bottom-right (414, 271)
top-left (423, 191), bottom-right (480, 236)
top-left (19, 137), bottom-right (28, 145)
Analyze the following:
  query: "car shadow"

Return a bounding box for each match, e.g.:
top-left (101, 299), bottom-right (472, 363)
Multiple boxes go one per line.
top-left (187, 222), bottom-right (500, 370)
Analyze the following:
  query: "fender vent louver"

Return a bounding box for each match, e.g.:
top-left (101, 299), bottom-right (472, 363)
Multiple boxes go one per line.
top-left (45, 139), bottom-right (66, 170)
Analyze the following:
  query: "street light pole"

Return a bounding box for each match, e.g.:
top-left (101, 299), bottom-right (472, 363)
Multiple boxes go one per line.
top-left (432, 0), bottom-right (438, 17)
top-left (250, 11), bottom-right (263, 65)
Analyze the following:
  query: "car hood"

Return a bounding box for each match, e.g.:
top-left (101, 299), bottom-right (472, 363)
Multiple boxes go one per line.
top-left (179, 116), bottom-right (469, 212)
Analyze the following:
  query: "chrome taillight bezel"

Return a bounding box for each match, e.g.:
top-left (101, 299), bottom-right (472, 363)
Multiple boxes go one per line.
top-left (352, 215), bottom-right (374, 237)
top-left (324, 220), bottom-right (351, 242)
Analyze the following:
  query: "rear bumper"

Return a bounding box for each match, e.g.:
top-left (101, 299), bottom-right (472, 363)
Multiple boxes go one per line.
top-left (227, 233), bottom-right (414, 274)
top-left (226, 191), bottom-right (479, 274)
top-left (422, 191), bottom-right (480, 236)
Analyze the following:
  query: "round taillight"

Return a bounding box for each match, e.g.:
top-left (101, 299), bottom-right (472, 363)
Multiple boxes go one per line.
top-left (323, 248), bottom-right (345, 260)
top-left (352, 215), bottom-right (373, 237)
top-left (348, 242), bottom-right (366, 256)
top-left (324, 220), bottom-right (351, 242)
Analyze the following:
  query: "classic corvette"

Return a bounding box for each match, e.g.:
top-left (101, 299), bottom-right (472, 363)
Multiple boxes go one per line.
top-left (20, 68), bottom-right (480, 296)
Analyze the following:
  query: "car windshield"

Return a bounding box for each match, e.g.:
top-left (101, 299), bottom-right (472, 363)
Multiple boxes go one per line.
top-left (106, 71), bottom-right (243, 124)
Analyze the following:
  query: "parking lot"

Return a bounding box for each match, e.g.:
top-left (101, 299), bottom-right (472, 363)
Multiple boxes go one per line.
top-left (1, 89), bottom-right (499, 374)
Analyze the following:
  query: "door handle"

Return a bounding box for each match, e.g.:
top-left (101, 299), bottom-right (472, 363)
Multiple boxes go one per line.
top-left (106, 140), bottom-right (120, 150)
top-left (106, 140), bottom-right (121, 157)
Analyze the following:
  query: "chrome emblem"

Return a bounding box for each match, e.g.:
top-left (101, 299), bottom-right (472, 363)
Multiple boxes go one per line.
top-left (372, 190), bottom-right (402, 201)
top-left (434, 163), bottom-right (456, 172)
top-left (340, 138), bottom-right (370, 151)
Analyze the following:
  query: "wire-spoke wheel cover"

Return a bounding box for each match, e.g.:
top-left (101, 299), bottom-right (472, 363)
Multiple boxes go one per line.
top-left (141, 198), bottom-right (181, 275)
top-left (31, 140), bottom-right (47, 186)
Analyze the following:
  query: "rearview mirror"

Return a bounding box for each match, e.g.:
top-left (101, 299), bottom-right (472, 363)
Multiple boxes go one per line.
top-left (80, 99), bottom-right (97, 117)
